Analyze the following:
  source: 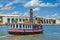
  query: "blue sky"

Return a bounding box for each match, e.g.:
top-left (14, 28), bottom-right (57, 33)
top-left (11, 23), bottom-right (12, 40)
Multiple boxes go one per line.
top-left (0, 0), bottom-right (60, 19)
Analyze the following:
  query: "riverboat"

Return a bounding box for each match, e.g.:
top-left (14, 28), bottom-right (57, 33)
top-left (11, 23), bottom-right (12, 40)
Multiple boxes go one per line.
top-left (8, 22), bottom-right (43, 34)
top-left (8, 9), bottom-right (43, 34)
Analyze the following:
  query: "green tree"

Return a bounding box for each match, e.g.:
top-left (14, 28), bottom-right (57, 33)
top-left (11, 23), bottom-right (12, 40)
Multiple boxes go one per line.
top-left (5, 22), bottom-right (9, 25)
top-left (14, 19), bottom-right (18, 23)
top-left (37, 17), bottom-right (43, 24)
top-left (50, 18), bottom-right (55, 24)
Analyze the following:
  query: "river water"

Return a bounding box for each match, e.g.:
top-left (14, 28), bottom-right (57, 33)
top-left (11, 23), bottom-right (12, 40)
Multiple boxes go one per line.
top-left (0, 26), bottom-right (60, 40)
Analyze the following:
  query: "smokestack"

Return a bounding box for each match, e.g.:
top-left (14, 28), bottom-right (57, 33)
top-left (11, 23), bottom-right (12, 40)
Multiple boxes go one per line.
top-left (30, 9), bottom-right (33, 23)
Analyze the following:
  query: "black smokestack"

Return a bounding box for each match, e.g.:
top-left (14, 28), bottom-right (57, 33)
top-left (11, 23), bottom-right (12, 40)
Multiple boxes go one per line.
top-left (30, 9), bottom-right (33, 23)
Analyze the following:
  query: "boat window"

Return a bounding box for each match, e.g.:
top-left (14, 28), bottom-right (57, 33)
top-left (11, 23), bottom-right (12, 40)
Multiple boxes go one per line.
top-left (13, 24), bottom-right (15, 28)
top-left (26, 25), bottom-right (27, 28)
top-left (11, 24), bottom-right (12, 28)
top-left (16, 24), bottom-right (18, 28)
top-left (28, 25), bottom-right (29, 28)
top-left (19, 24), bottom-right (21, 28)
top-left (23, 24), bottom-right (24, 28)
top-left (30, 25), bottom-right (31, 28)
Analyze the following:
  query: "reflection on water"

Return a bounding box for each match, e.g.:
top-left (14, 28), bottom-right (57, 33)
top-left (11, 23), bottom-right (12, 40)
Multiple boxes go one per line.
top-left (9, 34), bottom-right (41, 40)
top-left (0, 34), bottom-right (43, 40)
top-left (0, 26), bottom-right (60, 40)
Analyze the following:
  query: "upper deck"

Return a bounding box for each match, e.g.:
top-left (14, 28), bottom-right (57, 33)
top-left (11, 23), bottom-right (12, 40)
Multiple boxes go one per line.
top-left (9, 22), bottom-right (43, 30)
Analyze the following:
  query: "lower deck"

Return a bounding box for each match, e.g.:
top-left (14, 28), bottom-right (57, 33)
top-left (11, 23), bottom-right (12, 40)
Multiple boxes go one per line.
top-left (8, 23), bottom-right (43, 34)
top-left (8, 31), bottom-right (43, 34)
top-left (8, 29), bottom-right (43, 34)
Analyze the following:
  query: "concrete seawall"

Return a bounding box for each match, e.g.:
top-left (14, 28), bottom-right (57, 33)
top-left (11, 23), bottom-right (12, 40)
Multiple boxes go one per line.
top-left (42, 24), bottom-right (60, 26)
top-left (0, 24), bottom-right (60, 26)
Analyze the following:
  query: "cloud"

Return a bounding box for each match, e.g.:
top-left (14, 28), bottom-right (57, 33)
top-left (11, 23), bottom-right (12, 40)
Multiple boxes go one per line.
top-left (33, 7), bottom-right (40, 11)
top-left (0, 12), bottom-right (3, 14)
top-left (6, 0), bottom-right (26, 7)
top-left (51, 13), bottom-right (60, 19)
top-left (56, 0), bottom-right (60, 3)
top-left (0, 0), bottom-right (26, 10)
top-left (0, 2), bottom-right (15, 10)
top-left (5, 2), bottom-right (13, 7)
top-left (23, 12), bottom-right (29, 17)
top-left (0, 0), bottom-right (16, 10)
top-left (12, 11), bottom-right (19, 15)
top-left (0, 4), bottom-right (3, 8)
top-left (5, 0), bottom-right (18, 7)
top-left (39, 3), bottom-right (60, 7)
top-left (24, 0), bottom-right (40, 7)
top-left (24, 0), bottom-right (60, 7)
top-left (0, 0), bottom-right (21, 10)
top-left (0, 6), bottom-right (15, 10)
top-left (28, 7), bottom-right (40, 12)
top-left (0, 11), bottom-right (22, 15)
top-left (44, 13), bottom-right (60, 19)
top-left (14, 0), bottom-right (26, 3)
top-left (11, 11), bottom-right (22, 15)
top-left (52, 13), bottom-right (59, 17)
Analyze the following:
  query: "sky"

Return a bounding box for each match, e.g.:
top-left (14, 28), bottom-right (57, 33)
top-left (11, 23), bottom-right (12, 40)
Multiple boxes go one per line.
top-left (0, 0), bottom-right (60, 19)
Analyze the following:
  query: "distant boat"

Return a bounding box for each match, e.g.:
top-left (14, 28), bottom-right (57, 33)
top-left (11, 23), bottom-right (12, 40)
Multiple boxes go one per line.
top-left (8, 22), bottom-right (43, 34)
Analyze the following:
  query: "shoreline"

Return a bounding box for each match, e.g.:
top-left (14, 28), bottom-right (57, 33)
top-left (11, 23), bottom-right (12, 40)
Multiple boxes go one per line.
top-left (42, 24), bottom-right (60, 26)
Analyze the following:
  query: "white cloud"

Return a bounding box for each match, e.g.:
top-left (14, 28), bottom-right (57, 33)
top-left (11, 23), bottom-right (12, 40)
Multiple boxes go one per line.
top-left (33, 7), bottom-right (40, 11)
top-left (56, 0), bottom-right (60, 3)
top-left (12, 11), bottom-right (19, 15)
top-left (0, 0), bottom-right (20, 10)
top-left (52, 13), bottom-right (59, 17)
top-left (0, 12), bottom-right (3, 14)
top-left (44, 13), bottom-right (60, 19)
top-left (0, 11), bottom-right (22, 15)
top-left (39, 3), bottom-right (60, 7)
top-left (5, 0), bottom-right (26, 7)
top-left (0, 4), bottom-right (3, 8)
top-left (24, 0), bottom-right (40, 7)
top-left (23, 12), bottom-right (29, 17)
top-left (51, 13), bottom-right (60, 19)
top-left (1, 0), bottom-right (26, 10)
top-left (5, 0), bottom-right (18, 7)
top-left (28, 7), bottom-right (40, 12)
top-left (14, 0), bottom-right (26, 3)
top-left (0, 2), bottom-right (15, 10)
top-left (11, 11), bottom-right (22, 15)
top-left (5, 2), bottom-right (13, 7)
top-left (0, 6), bottom-right (15, 10)
top-left (24, 0), bottom-right (60, 7)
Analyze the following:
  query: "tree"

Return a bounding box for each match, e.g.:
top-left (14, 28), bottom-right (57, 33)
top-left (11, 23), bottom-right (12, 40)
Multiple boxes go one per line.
top-left (14, 19), bottom-right (18, 23)
top-left (50, 18), bottom-right (55, 24)
top-left (37, 17), bottom-right (43, 24)
top-left (5, 22), bottom-right (9, 25)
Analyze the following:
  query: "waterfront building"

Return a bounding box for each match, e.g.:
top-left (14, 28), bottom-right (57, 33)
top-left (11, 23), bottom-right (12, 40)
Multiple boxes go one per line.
top-left (0, 14), bottom-right (60, 25)
top-left (56, 19), bottom-right (60, 24)
top-left (0, 14), bottom-right (30, 25)
top-left (36, 16), bottom-right (56, 24)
